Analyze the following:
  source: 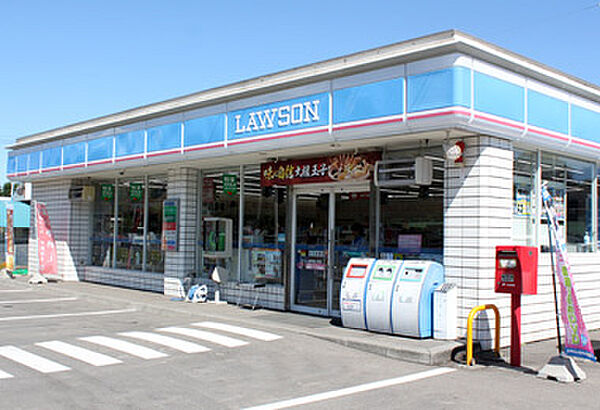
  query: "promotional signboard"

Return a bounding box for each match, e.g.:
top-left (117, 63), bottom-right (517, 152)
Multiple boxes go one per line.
top-left (222, 174), bottom-right (238, 196)
top-left (251, 248), bottom-right (282, 279)
top-left (101, 184), bottom-right (114, 201)
top-left (261, 152), bottom-right (380, 187)
top-left (36, 202), bottom-right (58, 277)
top-left (161, 199), bottom-right (179, 251)
top-left (541, 185), bottom-right (596, 362)
top-left (129, 183), bottom-right (144, 202)
top-left (5, 204), bottom-right (14, 272)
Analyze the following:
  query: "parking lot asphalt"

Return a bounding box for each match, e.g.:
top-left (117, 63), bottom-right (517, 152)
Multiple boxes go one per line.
top-left (1, 274), bottom-right (600, 409)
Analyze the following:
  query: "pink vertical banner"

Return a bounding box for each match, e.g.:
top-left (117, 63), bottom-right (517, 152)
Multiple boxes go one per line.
top-left (36, 202), bottom-right (58, 277)
top-left (541, 186), bottom-right (596, 362)
top-left (5, 204), bottom-right (14, 271)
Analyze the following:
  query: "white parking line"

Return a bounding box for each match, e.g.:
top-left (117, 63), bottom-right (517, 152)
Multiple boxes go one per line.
top-left (243, 367), bottom-right (456, 410)
top-left (0, 346), bottom-right (71, 374)
top-left (0, 289), bottom-right (32, 293)
top-left (0, 297), bottom-right (78, 304)
top-left (120, 331), bottom-right (211, 354)
top-left (80, 336), bottom-right (168, 359)
top-left (36, 341), bottom-right (122, 367)
top-left (0, 369), bottom-right (13, 379)
top-left (193, 322), bottom-right (282, 342)
top-left (158, 327), bottom-right (248, 348)
top-left (0, 308), bottom-right (137, 322)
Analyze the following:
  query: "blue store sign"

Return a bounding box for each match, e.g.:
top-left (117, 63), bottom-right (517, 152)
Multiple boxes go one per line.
top-left (228, 92), bottom-right (329, 140)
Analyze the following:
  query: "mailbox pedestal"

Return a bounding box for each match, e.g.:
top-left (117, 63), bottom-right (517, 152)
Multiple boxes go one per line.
top-left (495, 246), bottom-right (538, 367)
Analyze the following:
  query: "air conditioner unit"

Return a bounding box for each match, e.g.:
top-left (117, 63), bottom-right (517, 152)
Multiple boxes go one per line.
top-left (69, 186), bottom-right (95, 202)
top-left (374, 156), bottom-right (433, 187)
top-left (11, 182), bottom-right (32, 201)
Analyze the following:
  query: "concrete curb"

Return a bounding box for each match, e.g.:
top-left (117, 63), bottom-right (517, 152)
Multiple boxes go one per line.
top-left (298, 330), bottom-right (462, 365)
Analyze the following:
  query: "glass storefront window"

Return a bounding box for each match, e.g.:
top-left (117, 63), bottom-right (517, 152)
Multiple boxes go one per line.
top-left (89, 176), bottom-right (166, 273)
top-left (201, 168), bottom-right (240, 279)
top-left (241, 165), bottom-right (286, 284)
top-left (513, 150), bottom-right (537, 245)
top-left (147, 176), bottom-right (167, 272)
top-left (541, 154), bottom-right (593, 252)
top-left (378, 147), bottom-right (444, 263)
top-left (116, 178), bottom-right (145, 270)
top-left (91, 181), bottom-right (115, 267)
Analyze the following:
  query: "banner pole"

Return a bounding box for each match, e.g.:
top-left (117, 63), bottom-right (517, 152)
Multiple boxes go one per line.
top-left (547, 226), bottom-right (562, 355)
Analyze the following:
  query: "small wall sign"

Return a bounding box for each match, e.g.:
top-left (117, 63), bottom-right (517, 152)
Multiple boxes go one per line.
top-left (101, 184), bottom-right (114, 201)
top-left (129, 183), bottom-right (144, 202)
top-left (162, 199), bottom-right (179, 251)
top-left (222, 174), bottom-right (238, 196)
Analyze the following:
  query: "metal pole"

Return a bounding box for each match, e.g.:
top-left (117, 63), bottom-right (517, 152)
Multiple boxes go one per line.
top-left (142, 175), bottom-right (148, 272)
top-left (547, 222), bottom-right (563, 355)
top-left (112, 178), bottom-right (119, 269)
top-left (197, 169), bottom-right (203, 276)
top-left (237, 165), bottom-right (244, 282)
top-left (510, 293), bottom-right (522, 367)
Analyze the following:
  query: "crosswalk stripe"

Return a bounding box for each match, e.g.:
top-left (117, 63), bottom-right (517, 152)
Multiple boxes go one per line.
top-left (79, 336), bottom-right (168, 359)
top-left (158, 327), bottom-right (248, 348)
top-left (0, 346), bottom-right (70, 373)
top-left (0, 369), bottom-right (13, 379)
top-left (119, 332), bottom-right (211, 354)
top-left (193, 322), bottom-right (282, 341)
top-left (36, 341), bottom-right (122, 367)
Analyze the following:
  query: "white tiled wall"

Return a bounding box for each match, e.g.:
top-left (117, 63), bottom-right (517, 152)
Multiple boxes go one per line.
top-left (82, 266), bottom-right (164, 292)
top-left (164, 167), bottom-right (198, 280)
top-left (29, 180), bottom-right (80, 281)
top-left (444, 136), bottom-right (514, 346)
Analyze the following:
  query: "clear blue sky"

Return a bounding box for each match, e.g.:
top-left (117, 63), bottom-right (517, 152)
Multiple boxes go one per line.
top-left (1, 0), bottom-right (599, 182)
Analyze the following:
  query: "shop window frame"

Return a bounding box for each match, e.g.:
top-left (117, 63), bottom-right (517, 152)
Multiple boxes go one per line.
top-left (90, 174), bottom-right (167, 273)
top-left (512, 148), bottom-right (597, 253)
top-left (197, 164), bottom-right (287, 286)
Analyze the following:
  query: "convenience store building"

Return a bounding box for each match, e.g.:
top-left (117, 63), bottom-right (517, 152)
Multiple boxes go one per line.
top-left (7, 31), bottom-right (600, 346)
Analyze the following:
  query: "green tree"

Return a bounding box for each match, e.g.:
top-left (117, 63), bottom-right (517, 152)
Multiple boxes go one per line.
top-left (0, 182), bottom-right (11, 197)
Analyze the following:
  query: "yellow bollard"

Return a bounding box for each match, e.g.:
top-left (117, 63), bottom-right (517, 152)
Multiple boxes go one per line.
top-left (466, 304), bottom-right (500, 366)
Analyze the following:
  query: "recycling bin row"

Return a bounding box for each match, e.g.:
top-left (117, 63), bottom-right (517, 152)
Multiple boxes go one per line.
top-left (340, 258), bottom-right (444, 338)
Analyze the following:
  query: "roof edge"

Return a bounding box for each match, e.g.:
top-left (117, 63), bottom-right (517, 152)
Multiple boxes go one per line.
top-left (9, 29), bottom-right (600, 150)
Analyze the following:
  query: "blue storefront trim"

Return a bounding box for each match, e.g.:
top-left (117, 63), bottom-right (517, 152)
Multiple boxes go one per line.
top-left (9, 65), bottom-right (600, 176)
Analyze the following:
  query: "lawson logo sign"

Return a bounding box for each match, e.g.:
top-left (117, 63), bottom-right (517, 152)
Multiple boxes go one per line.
top-left (228, 93), bottom-right (329, 140)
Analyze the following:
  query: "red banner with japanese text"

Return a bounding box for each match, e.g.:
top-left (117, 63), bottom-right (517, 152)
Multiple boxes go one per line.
top-left (36, 202), bottom-right (58, 277)
top-left (261, 152), bottom-right (380, 186)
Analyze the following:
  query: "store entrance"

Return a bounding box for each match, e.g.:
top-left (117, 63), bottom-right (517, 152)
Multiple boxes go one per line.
top-left (291, 184), bottom-right (372, 317)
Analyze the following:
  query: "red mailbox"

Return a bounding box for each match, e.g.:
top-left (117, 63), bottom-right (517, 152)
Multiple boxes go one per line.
top-left (495, 246), bottom-right (538, 295)
top-left (495, 245), bottom-right (538, 368)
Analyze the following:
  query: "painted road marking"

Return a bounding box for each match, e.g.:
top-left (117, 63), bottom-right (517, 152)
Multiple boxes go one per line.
top-left (119, 331), bottom-right (211, 354)
top-left (0, 346), bottom-right (71, 374)
top-left (80, 336), bottom-right (168, 359)
top-left (158, 327), bottom-right (248, 348)
top-left (0, 369), bottom-right (13, 379)
top-left (0, 297), bottom-right (78, 304)
top-left (0, 289), bottom-right (32, 293)
top-left (193, 322), bottom-right (282, 342)
top-left (0, 308), bottom-right (137, 322)
top-left (36, 341), bottom-right (122, 367)
top-left (243, 367), bottom-right (456, 410)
